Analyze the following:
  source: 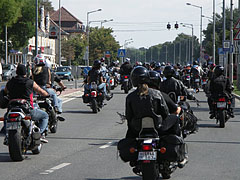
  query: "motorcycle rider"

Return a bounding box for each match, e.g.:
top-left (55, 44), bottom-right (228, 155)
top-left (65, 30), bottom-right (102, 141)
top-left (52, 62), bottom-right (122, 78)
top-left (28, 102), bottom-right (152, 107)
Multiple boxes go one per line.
top-left (119, 58), bottom-right (133, 88)
top-left (84, 60), bottom-right (111, 101)
top-left (160, 65), bottom-right (196, 103)
top-left (32, 54), bottom-right (62, 113)
top-left (208, 65), bottom-right (234, 119)
top-left (190, 61), bottom-right (203, 92)
top-left (4, 64), bottom-right (49, 143)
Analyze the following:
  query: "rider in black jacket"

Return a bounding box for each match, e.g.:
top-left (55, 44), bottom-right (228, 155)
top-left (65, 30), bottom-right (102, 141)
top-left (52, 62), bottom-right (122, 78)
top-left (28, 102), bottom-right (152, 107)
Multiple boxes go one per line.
top-left (160, 66), bottom-right (195, 103)
top-left (208, 65), bottom-right (234, 119)
top-left (125, 66), bottom-right (169, 138)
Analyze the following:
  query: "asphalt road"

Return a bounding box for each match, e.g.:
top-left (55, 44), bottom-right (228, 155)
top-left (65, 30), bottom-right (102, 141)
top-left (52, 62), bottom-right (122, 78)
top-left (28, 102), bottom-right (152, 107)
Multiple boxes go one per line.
top-left (0, 87), bottom-right (239, 180)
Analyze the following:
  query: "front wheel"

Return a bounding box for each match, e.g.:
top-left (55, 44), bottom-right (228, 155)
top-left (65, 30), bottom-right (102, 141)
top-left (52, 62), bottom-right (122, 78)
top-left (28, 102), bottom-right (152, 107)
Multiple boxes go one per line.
top-left (219, 110), bottom-right (226, 128)
top-left (142, 162), bottom-right (158, 180)
top-left (8, 130), bottom-right (24, 161)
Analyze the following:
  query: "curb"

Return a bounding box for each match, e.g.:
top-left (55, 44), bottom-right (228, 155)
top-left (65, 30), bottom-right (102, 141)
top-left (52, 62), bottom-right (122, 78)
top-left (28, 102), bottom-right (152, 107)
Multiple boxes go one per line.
top-left (233, 93), bottom-right (240, 100)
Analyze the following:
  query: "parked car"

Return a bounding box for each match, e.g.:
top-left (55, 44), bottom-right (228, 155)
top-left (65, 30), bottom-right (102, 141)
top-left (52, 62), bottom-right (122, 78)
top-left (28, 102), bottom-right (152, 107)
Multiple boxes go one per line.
top-left (55, 66), bottom-right (74, 81)
top-left (2, 64), bottom-right (16, 80)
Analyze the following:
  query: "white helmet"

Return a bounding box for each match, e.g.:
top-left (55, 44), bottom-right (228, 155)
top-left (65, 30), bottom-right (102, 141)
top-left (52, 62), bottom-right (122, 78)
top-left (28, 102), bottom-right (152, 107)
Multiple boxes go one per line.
top-left (125, 58), bottom-right (130, 63)
top-left (34, 54), bottom-right (45, 66)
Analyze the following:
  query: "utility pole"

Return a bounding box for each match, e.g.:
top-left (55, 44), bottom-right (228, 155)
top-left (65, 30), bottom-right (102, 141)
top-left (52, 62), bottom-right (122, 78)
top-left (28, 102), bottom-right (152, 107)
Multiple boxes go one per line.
top-left (179, 41), bottom-right (181, 64)
top-left (238, 0), bottom-right (240, 89)
top-left (5, 26), bottom-right (7, 64)
top-left (59, 0), bottom-right (61, 66)
top-left (223, 0), bottom-right (228, 76)
top-left (229, 0), bottom-right (234, 84)
top-left (35, 0), bottom-right (38, 56)
top-left (213, 0), bottom-right (216, 64)
top-left (166, 46), bottom-right (168, 62)
top-left (173, 43), bottom-right (175, 65)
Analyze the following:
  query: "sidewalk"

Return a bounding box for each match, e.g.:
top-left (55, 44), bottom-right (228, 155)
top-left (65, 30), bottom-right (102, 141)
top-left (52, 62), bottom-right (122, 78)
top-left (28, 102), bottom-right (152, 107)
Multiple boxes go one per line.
top-left (59, 88), bottom-right (83, 97)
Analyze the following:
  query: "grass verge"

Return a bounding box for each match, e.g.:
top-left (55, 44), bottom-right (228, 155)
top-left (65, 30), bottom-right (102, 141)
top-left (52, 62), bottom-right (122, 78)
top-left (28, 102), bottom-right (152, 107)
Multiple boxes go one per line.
top-left (233, 80), bottom-right (240, 96)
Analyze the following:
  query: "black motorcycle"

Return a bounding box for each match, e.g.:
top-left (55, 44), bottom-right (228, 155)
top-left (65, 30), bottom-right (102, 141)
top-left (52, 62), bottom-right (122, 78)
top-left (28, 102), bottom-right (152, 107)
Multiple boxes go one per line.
top-left (118, 117), bottom-right (187, 180)
top-left (192, 74), bottom-right (200, 93)
top-left (35, 87), bottom-right (65, 134)
top-left (2, 99), bottom-right (42, 161)
top-left (121, 75), bottom-right (132, 94)
top-left (82, 82), bottom-right (105, 113)
top-left (212, 94), bottom-right (234, 128)
top-left (182, 74), bottom-right (191, 89)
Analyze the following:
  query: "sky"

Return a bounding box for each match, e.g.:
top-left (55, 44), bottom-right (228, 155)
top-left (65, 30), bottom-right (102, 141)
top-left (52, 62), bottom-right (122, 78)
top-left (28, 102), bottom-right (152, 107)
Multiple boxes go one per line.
top-left (51, 0), bottom-right (240, 49)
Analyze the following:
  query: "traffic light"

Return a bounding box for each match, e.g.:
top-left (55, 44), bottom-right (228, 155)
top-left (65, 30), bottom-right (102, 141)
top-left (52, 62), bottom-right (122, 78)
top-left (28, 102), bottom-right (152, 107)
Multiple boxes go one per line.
top-left (175, 22), bottom-right (179, 29)
top-left (167, 23), bottom-right (171, 30)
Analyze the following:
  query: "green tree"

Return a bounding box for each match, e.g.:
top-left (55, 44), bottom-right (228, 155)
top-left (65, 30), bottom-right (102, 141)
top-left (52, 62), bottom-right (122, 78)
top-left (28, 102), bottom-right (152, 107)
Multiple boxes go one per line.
top-left (40, 0), bottom-right (54, 12)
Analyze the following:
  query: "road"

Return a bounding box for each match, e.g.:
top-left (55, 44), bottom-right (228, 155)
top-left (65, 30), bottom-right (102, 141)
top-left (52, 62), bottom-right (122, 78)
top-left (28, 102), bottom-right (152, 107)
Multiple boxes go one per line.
top-left (0, 87), bottom-right (239, 180)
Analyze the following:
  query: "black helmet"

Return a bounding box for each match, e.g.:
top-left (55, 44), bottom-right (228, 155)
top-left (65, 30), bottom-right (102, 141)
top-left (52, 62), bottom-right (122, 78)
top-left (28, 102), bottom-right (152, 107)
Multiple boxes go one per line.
top-left (130, 66), bottom-right (150, 87)
top-left (150, 61), bottom-right (156, 68)
top-left (149, 70), bottom-right (161, 89)
top-left (177, 63), bottom-right (181, 67)
top-left (193, 60), bottom-right (199, 65)
top-left (163, 65), bottom-right (175, 78)
top-left (161, 62), bottom-right (166, 66)
top-left (93, 60), bottom-right (101, 69)
top-left (214, 65), bottom-right (224, 77)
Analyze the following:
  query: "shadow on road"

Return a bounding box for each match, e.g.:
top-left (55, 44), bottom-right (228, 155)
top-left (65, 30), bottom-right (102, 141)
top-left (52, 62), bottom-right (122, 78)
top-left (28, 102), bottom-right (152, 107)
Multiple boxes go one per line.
top-left (198, 123), bottom-right (219, 128)
top-left (0, 153), bottom-right (11, 162)
top-left (113, 91), bottom-right (127, 95)
top-left (86, 177), bottom-right (139, 180)
top-left (191, 107), bottom-right (209, 112)
top-left (47, 136), bottom-right (120, 141)
top-left (64, 110), bottom-right (94, 114)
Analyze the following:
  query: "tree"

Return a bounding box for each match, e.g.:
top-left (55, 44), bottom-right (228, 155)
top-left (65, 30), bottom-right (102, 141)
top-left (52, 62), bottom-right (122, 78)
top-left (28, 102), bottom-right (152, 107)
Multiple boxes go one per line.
top-left (40, 0), bottom-right (54, 12)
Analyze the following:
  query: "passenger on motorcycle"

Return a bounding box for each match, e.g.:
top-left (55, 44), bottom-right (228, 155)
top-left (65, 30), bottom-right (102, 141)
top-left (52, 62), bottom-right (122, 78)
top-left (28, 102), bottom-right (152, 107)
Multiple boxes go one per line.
top-left (4, 64), bottom-right (49, 142)
top-left (160, 66), bottom-right (196, 103)
top-left (32, 54), bottom-right (62, 113)
top-left (208, 65), bottom-right (234, 119)
top-left (84, 60), bottom-right (111, 100)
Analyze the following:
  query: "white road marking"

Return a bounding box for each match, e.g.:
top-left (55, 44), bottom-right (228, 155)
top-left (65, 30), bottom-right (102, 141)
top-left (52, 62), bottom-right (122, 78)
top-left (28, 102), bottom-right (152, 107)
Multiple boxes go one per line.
top-left (40, 163), bottom-right (71, 175)
top-left (99, 141), bottom-right (114, 149)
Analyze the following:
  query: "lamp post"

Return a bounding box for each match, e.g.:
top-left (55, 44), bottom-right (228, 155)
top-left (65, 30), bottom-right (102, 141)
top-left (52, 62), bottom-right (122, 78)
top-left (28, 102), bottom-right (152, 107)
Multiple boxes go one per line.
top-left (101, 19), bottom-right (113, 28)
top-left (181, 23), bottom-right (194, 64)
top-left (186, 3), bottom-right (202, 64)
top-left (35, 0), bottom-right (38, 56)
top-left (58, 0), bottom-right (61, 65)
top-left (86, 8), bottom-right (102, 66)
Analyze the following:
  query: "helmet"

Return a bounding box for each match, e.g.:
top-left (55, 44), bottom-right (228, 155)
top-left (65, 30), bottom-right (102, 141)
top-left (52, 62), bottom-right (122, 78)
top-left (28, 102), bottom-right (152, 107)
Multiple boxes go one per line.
top-left (155, 62), bottom-right (161, 68)
top-left (209, 63), bottom-right (216, 70)
top-left (45, 59), bottom-right (52, 69)
top-left (176, 63), bottom-right (181, 67)
top-left (34, 54), bottom-right (45, 66)
top-left (110, 61), bottom-right (117, 67)
top-left (214, 65), bottom-right (224, 77)
top-left (150, 61), bottom-right (156, 68)
top-left (100, 57), bottom-right (105, 63)
top-left (125, 58), bottom-right (130, 63)
top-left (149, 70), bottom-right (161, 88)
top-left (135, 61), bottom-right (142, 66)
top-left (161, 62), bottom-right (166, 66)
top-left (93, 60), bottom-right (101, 69)
top-left (193, 60), bottom-right (199, 65)
top-left (163, 65), bottom-right (175, 78)
top-left (130, 66), bottom-right (150, 87)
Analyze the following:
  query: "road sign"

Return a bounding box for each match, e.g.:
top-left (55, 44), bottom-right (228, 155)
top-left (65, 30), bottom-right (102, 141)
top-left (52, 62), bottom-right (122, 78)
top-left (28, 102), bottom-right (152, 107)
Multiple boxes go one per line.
top-left (223, 40), bottom-right (231, 51)
top-left (218, 48), bottom-right (225, 55)
top-left (234, 18), bottom-right (240, 29)
top-left (204, 54), bottom-right (209, 60)
top-left (118, 49), bottom-right (126, 57)
top-left (105, 51), bottom-right (111, 58)
top-left (234, 30), bottom-right (240, 40)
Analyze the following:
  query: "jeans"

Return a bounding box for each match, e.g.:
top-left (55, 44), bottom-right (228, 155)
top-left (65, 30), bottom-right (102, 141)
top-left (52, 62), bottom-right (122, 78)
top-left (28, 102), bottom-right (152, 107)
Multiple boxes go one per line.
top-left (41, 86), bottom-right (62, 113)
top-left (84, 83), bottom-right (107, 96)
top-left (30, 108), bottom-right (49, 134)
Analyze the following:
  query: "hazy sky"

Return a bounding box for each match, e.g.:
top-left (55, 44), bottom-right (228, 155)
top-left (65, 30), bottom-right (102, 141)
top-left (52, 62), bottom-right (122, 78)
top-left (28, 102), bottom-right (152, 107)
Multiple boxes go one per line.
top-left (51, 0), bottom-right (239, 48)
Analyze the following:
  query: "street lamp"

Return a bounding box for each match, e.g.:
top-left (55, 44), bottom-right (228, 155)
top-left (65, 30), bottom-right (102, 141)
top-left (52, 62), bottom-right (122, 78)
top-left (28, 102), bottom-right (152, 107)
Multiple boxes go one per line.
top-left (180, 23), bottom-right (194, 64)
top-left (101, 19), bottom-right (113, 28)
top-left (86, 8), bottom-right (102, 66)
top-left (186, 2), bottom-right (202, 64)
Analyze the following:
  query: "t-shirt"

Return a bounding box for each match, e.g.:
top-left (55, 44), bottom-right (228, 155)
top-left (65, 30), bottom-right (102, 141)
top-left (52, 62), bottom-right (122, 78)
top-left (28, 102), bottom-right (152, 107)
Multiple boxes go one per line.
top-left (88, 68), bottom-right (103, 84)
top-left (33, 66), bottom-right (49, 86)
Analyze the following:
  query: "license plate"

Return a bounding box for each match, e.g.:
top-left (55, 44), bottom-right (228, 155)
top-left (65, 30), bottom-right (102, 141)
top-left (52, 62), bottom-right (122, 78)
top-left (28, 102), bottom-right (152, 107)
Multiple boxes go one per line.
top-left (6, 122), bottom-right (21, 130)
top-left (124, 79), bottom-right (129, 82)
top-left (186, 78), bottom-right (190, 80)
top-left (138, 151), bottom-right (157, 160)
top-left (202, 82), bottom-right (207, 84)
top-left (195, 79), bottom-right (200, 82)
top-left (217, 102), bottom-right (227, 108)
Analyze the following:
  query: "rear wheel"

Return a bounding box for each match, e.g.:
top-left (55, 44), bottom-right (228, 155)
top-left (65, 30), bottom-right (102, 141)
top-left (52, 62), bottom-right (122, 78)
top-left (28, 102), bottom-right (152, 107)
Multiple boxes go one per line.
top-left (91, 99), bottom-right (98, 113)
top-left (8, 129), bottom-right (24, 161)
top-left (142, 162), bottom-right (158, 180)
top-left (219, 110), bottom-right (226, 128)
top-left (161, 172), bottom-right (171, 179)
top-left (123, 82), bottom-right (129, 94)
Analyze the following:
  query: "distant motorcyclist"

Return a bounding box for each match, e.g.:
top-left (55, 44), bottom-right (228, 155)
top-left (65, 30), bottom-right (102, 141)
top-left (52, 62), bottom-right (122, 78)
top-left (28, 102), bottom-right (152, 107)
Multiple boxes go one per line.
top-left (119, 58), bottom-right (133, 89)
top-left (160, 65), bottom-right (195, 103)
top-left (208, 65), bottom-right (234, 119)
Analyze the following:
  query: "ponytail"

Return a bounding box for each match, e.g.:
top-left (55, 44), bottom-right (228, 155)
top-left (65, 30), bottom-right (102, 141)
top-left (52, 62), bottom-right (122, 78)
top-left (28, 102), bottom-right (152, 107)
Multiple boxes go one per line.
top-left (33, 66), bottom-right (43, 75)
top-left (138, 84), bottom-right (149, 96)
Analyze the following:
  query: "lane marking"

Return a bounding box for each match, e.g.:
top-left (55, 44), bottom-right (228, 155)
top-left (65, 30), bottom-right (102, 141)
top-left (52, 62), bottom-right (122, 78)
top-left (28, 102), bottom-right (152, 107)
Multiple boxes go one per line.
top-left (99, 141), bottom-right (114, 149)
top-left (40, 163), bottom-right (71, 175)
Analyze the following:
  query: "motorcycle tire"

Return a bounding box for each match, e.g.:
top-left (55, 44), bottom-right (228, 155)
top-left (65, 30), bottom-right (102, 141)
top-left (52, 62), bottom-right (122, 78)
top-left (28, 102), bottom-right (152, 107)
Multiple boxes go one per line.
top-left (8, 129), bottom-right (24, 161)
top-left (161, 172), bottom-right (171, 179)
top-left (142, 162), bottom-right (159, 180)
top-left (91, 99), bottom-right (98, 113)
top-left (219, 110), bottom-right (226, 128)
top-left (32, 143), bottom-right (42, 154)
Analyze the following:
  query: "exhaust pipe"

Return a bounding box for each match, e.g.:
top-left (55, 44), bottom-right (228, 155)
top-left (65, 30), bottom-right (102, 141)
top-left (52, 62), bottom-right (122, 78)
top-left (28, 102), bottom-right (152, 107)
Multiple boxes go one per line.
top-left (32, 127), bottom-right (41, 140)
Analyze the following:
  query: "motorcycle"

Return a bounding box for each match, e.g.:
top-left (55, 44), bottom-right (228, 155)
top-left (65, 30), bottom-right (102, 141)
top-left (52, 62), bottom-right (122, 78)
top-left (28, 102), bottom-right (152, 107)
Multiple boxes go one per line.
top-left (201, 75), bottom-right (208, 93)
top-left (35, 87), bottom-right (65, 134)
top-left (121, 75), bottom-right (132, 94)
top-left (82, 82), bottom-right (105, 113)
top-left (192, 74), bottom-right (200, 93)
top-left (182, 74), bottom-right (191, 89)
top-left (1, 99), bottom-right (42, 161)
top-left (212, 94), bottom-right (234, 128)
top-left (119, 117), bottom-right (187, 180)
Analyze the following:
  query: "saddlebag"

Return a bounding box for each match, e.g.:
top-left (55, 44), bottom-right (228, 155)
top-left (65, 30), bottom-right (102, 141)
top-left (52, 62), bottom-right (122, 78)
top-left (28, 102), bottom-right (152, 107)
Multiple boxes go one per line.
top-left (117, 138), bottom-right (138, 162)
top-left (82, 94), bottom-right (90, 103)
top-left (0, 89), bottom-right (9, 109)
top-left (184, 111), bottom-right (198, 133)
top-left (158, 135), bottom-right (186, 162)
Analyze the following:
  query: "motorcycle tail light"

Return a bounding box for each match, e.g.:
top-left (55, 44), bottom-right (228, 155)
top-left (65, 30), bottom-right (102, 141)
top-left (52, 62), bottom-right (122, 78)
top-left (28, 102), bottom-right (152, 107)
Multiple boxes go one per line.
top-left (85, 94), bottom-right (89, 97)
top-left (187, 76), bottom-right (190, 78)
top-left (24, 116), bottom-right (31, 120)
top-left (218, 97), bottom-right (226, 102)
top-left (9, 113), bottom-right (19, 118)
top-left (0, 117), bottom-right (4, 121)
top-left (142, 145), bottom-right (152, 151)
top-left (129, 147), bottom-right (136, 153)
top-left (98, 93), bottom-right (102, 96)
top-left (228, 101), bottom-right (231, 104)
top-left (110, 80), bottom-right (113, 84)
top-left (124, 76), bottom-right (128, 79)
top-left (91, 91), bottom-right (97, 97)
top-left (203, 79), bottom-right (206, 82)
top-left (9, 118), bottom-right (17, 122)
top-left (160, 147), bottom-right (166, 154)
top-left (143, 160), bottom-right (151, 163)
